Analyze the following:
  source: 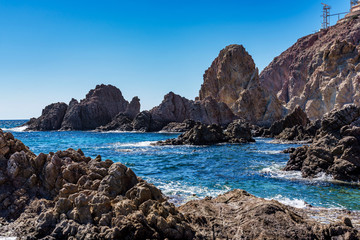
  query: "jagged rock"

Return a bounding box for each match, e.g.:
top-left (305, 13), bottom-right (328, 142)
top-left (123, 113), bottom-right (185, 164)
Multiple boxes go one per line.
top-left (161, 119), bottom-right (197, 133)
top-left (25, 85), bottom-right (139, 131)
top-left (260, 18), bottom-right (360, 121)
top-left (180, 189), bottom-right (359, 240)
top-left (25, 103), bottom-right (68, 131)
top-left (198, 44), bottom-right (284, 126)
top-left (0, 128), bottom-right (194, 239)
top-left (265, 106), bottom-right (310, 137)
top-left (124, 96), bottom-right (141, 119)
top-left (157, 121), bottom-right (254, 146)
top-left (284, 105), bottom-right (360, 181)
top-left (276, 120), bottom-right (321, 142)
top-left (95, 113), bottom-right (133, 132)
top-left (150, 92), bottom-right (236, 127)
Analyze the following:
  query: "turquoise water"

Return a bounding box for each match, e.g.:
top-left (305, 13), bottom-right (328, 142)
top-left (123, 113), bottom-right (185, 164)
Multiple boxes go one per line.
top-left (1, 120), bottom-right (360, 210)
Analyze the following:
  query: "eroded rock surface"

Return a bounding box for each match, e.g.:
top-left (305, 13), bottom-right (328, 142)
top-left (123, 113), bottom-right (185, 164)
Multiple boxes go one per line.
top-left (198, 44), bottom-right (284, 126)
top-left (0, 129), bottom-right (194, 239)
top-left (284, 105), bottom-right (360, 181)
top-left (180, 189), bottom-right (359, 240)
top-left (260, 18), bottom-right (360, 120)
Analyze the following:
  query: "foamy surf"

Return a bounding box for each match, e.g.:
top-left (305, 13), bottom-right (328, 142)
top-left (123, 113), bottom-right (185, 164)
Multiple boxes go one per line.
top-left (113, 141), bottom-right (156, 147)
top-left (2, 125), bottom-right (27, 132)
top-left (266, 194), bottom-right (309, 209)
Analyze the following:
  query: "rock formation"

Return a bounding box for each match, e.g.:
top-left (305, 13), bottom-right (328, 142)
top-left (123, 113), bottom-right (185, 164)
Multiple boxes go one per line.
top-left (180, 189), bottom-right (359, 239)
top-left (25, 85), bottom-right (140, 131)
top-left (0, 128), bottom-right (194, 239)
top-left (260, 18), bottom-right (360, 120)
top-left (0, 128), bottom-right (359, 239)
top-left (284, 105), bottom-right (360, 181)
top-left (150, 92), bottom-right (236, 127)
top-left (161, 119), bottom-right (197, 133)
top-left (198, 44), bottom-right (284, 126)
top-left (25, 103), bottom-right (68, 131)
top-left (157, 120), bottom-right (254, 145)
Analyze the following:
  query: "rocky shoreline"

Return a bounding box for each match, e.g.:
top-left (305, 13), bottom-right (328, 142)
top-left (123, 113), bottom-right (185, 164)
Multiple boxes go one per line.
top-left (0, 128), bottom-right (359, 239)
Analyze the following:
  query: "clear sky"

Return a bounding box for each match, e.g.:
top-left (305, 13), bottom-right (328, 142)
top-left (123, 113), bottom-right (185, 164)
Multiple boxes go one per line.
top-left (0, 0), bottom-right (352, 119)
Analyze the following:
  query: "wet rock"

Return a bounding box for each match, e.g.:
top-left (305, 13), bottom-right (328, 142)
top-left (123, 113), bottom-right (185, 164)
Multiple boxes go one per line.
top-left (284, 105), bottom-right (360, 181)
top-left (157, 121), bottom-right (254, 146)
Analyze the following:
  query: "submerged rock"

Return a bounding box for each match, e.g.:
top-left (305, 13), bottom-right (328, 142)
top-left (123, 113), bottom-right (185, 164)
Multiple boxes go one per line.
top-left (284, 105), bottom-right (360, 181)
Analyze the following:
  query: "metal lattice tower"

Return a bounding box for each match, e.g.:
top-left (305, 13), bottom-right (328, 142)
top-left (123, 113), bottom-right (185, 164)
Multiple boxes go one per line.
top-left (321, 3), bottom-right (331, 29)
top-left (351, 0), bottom-right (359, 8)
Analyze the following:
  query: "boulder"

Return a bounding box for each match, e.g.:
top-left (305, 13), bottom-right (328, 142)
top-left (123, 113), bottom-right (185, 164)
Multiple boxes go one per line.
top-left (161, 119), bottom-right (197, 133)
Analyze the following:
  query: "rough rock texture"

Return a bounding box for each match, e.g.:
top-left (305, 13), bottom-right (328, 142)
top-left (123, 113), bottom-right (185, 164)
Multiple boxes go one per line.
top-left (180, 189), bottom-right (359, 240)
top-left (161, 119), bottom-right (197, 133)
top-left (259, 106), bottom-right (310, 138)
top-left (25, 85), bottom-right (140, 131)
top-left (151, 92), bottom-right (236, 127)
top-left (198, 44), bottom-right (284, 126)
top-left (284, 105), bottom-right (360, 181)
top-left (95, 113), bottom-right (133, 132)
top-left (276, 120), bottom-right (321, 142)
top-left (157, 121), bottom-right (254, 146)
top-left (0, 129), bottom-right (194, 239)
top-left (260, 18), bottom-right (360, 121)
top-left (25, 103), bottom-right (68, 131)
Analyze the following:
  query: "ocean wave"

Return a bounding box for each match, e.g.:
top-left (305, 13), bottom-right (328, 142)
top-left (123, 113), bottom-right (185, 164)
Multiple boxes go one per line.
top-left (254, 150), bottom-right (283, 154)
top-left (113, 141), bottom-right (157, 147)
top-left (265, 194), bottom-right (309, 209)
top-left (146, 178), bottom-right (231, 205)
top-left (2, 125), bottom-right (27, 132)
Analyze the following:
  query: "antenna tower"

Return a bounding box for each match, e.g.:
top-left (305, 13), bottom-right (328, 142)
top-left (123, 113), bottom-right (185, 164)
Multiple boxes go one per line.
top-left (351, 0), bottom-right (359, 8)
top-left (321, 3), bottom-right (331, 29)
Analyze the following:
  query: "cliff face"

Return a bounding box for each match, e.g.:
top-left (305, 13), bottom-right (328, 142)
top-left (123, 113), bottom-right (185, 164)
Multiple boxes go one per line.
top-left (198, 44), bottom-right (284, 126)
top-left (259, 18), bottom-right (360, 120)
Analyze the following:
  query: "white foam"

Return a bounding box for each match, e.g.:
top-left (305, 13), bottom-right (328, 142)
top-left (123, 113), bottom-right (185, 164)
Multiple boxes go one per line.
top-left (146, 178), bottom-right (231, 205)
top-left (2, 125), bottom-right (27, 132)
top-left (266, 194), bottom-right (309, 209)
top-left (113, 141), bottom-right (156, 147)
top-left (255, 150), bottom-right (282, 154)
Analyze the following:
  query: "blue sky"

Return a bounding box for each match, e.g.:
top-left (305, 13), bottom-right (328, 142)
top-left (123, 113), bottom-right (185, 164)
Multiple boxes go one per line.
top-left (0, 0), bottom-right (351, 119)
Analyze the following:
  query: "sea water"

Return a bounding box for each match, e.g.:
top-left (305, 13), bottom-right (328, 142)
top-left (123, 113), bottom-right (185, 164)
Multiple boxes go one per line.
top-left (1, 120), bottom-right (360, 210)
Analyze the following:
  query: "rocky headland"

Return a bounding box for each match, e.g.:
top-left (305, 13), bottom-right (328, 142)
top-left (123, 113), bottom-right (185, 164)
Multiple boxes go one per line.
top-left (1, 128), bottom-right (359, 239)
top-left (284, 104), bottom-right (360, 182)
top-left (25, 84), bottom-right (141, 131)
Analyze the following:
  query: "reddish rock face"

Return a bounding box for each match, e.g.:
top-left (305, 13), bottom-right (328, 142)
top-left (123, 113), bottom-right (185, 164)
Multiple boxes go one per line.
top-left (260, 18), bottom-right (360, 120)
top-left (198, 44), bottom-right (283, 126)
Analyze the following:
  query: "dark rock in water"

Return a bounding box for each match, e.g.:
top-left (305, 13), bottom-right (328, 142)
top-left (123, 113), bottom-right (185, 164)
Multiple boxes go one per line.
top-left (276, 119), bottom-right (321, 142)
top-left (150, 92), bottom-right (236, 127)
top-left (267, 106), bottom-right (310, 137)
top-left (25, 85), bottom-right (139, 131)
top-left (284, 105), bottom-right (360, 181)
top-left (61, 84), bottom-right (132, 130)
top-left (25, 103), bottom-right (68, 131)
top-left (161, 119), bottom-right (196, 132)
top-left (157, 121), bottom-right (255, 146)
top-left (179, 189), bottom-right (359, 240)
top-left (0, 128), bottom-right (194, 239)
top-left (95, 113), bottom-right (133, 132)
top-left (132, 111), bottom-right (164, 132)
